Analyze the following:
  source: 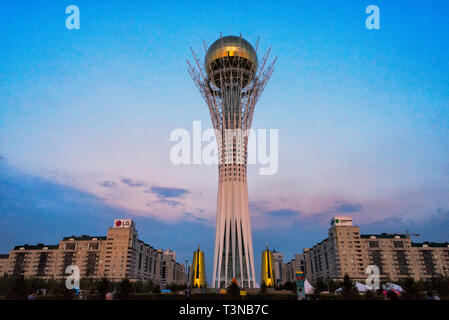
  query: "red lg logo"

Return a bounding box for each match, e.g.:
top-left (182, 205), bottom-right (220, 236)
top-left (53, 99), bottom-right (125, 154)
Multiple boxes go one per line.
top-left (115, 220), bottom-right (122, 227)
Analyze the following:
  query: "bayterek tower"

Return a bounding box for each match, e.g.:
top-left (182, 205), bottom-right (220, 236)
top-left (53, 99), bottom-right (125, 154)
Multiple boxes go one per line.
top-left (188, 35), bottom-right (276, 288)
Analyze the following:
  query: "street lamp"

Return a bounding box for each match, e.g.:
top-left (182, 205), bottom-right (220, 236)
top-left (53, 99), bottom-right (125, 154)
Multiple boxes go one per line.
top-left (184, 259), bottom-right (189, 286)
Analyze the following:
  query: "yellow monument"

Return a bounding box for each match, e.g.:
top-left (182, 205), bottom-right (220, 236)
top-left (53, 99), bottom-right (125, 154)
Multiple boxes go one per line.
top-left (261, 245), bottom-right (275, 288)
top-left (191, 245), bottom-right (206, 288)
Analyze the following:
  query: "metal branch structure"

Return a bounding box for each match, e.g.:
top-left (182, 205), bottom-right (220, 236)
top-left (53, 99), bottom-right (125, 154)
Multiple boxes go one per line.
top-left (187, 35), bottom-right (276, 288)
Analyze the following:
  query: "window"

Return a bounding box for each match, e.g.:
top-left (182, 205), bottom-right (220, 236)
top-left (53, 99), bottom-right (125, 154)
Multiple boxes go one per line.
top-left (393, 241), bottom-right (404, 248)
top-left (89, 242), bottom-right (99, 250)
top-left (369, 241), bottom-right (380, 248)
top-left (395, 250), bottom-right (409, 275)
top-left (65, 243), bottom-right (76, 250)
top-left (422, 251), bottom-right (435, 275)
top-left (370, 251), bottom-right (384, 274)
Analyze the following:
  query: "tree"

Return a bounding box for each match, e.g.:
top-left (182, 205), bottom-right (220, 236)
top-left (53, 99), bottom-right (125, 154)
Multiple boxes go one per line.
top-left (283, 281), bottom-right (296, 291)
top-left (96, 277), bottom-right (111, 299)
top-left (327, 278), bottom-right (340, 293)
top-left (47, 279), bottom-right (66, 295)
top-left (314, 277), bottom-right (327, 293)
top-left (434, 275), bottom-right (449, 299)
top-left (10, 276), bottom-right (27, 298)
top-left (365, 289), bottom-right (375, 299)
top-left (153, 283), bottom-right (161, 294)
top-left (143, 280), bottom-right (154, 294)
top-left (342, 274), bottom-right (359, 298)
top-left (133, 280), bottom-right (144, 294)
top-left (275, 283), bottom-right (283, 290)
top-left (116, 278), bottom-right (133, 299)
top-left (166, 282), bottom-right (187, 292)
top-left (80, 278), bottom-right (96, 292)
top-left (400, 277), bottom-right (418, 299)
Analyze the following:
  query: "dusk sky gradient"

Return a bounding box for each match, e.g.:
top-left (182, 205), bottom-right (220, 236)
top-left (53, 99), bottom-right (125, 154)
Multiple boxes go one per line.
top-left (1, 0), bottom-right (449, 283)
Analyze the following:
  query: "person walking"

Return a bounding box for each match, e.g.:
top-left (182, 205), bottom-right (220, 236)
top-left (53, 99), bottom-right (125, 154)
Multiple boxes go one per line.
top-left (185, 287), bottom-right (191, 300)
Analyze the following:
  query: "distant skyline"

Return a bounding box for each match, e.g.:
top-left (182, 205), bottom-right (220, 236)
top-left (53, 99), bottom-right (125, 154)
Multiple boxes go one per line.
top-left (1, 0), bottom-right (449, 283)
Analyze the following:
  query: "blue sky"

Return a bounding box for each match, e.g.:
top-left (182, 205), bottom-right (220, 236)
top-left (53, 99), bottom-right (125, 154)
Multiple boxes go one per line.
top-left (1, 0), bottom-right (449, 283)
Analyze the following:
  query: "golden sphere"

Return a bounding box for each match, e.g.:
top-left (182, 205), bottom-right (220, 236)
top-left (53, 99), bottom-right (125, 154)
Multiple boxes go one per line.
top-left (205, 36), bottom-right (258, 89)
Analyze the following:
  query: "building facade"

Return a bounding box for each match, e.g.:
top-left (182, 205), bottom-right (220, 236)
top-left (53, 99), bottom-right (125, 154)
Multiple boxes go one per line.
top-left (272, 250), bottom-right (283, 286)
top-left (0, 254), bottom-right (9, 275)
top-left (282, 254), bottom-right (305, 285)
top-left (303, 216), bottom-right (449, 283)
top-left (0, 219), bottom-right (185, 287)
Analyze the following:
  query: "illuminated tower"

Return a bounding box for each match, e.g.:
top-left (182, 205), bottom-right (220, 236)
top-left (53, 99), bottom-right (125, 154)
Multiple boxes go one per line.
top-left (261, 245), bottom-right (275, 288)
top-left (188, 35), bottom-right (276, 288)
top-left (190, 245), bottom-right (206, 288)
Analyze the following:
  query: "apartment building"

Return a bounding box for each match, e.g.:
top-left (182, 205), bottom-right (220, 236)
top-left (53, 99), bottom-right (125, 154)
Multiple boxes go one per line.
top-left (410, 242), bottom-right (449, 280)
top-left (0, 254), bottom-right (10, 276)
top-left (282, 253), bottom-right (305, 284)
top-left (0, 219), bottom-right (185, 287)
top-left (361, 233), bottom-right (413, 281)
top-left (160, 249), bottom-right (185, 287)
top-left (303, 216), bottom-right (449, 283)
top-left (272, 250), bottom-right (283, 285)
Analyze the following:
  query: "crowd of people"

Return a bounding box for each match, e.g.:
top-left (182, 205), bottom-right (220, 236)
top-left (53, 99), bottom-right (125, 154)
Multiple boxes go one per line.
top-left (23, 287), bottom-right (443, 300)
top-left (26, 289), bottom-right (115, 300)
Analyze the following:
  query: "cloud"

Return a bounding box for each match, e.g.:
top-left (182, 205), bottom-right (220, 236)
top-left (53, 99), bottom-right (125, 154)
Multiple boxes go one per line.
top-left (121, 178), bottom-right (145, 187)
top-left (183, 212), bottom-right (211, 224)
top-left (267, 209), bottom-right (301, 218)
top-left (148, 186), bottom-right (190, 198)
top-left (1, 159), bottom-right (449, 284)
top-left (0, 161), bottom-right (219, 281)
top-left (98, 181), bottom-right (117, 188)
top-left (147, 199), bottom-right (181, 207)
top-left (248, 201), bottom-right (303, 229)
top-left (437, 208), bottom-right (449, 217)
top-left (333, 201), bottom-right (362, 213)
top-left (295, 201), bottom-right (364, 226)
top-left (365, 216), bottom-right (406, 227)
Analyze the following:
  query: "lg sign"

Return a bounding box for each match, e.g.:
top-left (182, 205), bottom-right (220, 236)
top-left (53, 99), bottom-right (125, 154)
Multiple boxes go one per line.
top-left (114, 219), bottom-right (132, 228)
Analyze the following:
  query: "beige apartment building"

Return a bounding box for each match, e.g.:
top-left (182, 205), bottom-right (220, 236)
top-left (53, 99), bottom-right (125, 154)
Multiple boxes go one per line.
top-left (302, 216), bottom-right (449, 283)
top-left (282, 253), bottom-right (305, 284)
top-left (272, 250), bottom-right (283, 286)
top-left (0, 219), bottom-right (185, 287)
top-left (0, 254), bottom-right (9, 275)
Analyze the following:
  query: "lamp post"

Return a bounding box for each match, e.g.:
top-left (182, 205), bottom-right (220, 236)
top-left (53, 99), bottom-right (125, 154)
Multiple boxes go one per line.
top-left (296, 271), bottom-right (305, 300)
top-left (184, 259), bottom-right (189, 286)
